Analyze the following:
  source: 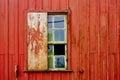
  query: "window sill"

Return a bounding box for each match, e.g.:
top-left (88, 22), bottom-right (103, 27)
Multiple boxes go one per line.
top-left (23, 70), bottom-right (73, 73)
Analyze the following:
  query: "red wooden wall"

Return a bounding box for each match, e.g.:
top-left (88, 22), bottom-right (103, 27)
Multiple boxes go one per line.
top-left (0, 0), bottom-right (120, 80)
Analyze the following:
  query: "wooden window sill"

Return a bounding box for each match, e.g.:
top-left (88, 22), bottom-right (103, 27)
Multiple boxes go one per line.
top-left (23, 70), bottom-right (73, 73)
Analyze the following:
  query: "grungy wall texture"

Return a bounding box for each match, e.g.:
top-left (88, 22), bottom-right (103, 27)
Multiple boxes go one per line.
top-left (0, 0), bottom-right (120, 80)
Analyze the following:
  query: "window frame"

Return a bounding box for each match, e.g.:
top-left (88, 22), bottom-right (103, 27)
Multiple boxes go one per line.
top-left (47, 14), bottom-right (68, 70)
top-left (24, 10), bottom-right (71, 72)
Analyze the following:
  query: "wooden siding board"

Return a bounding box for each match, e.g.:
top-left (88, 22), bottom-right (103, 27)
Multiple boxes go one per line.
top-left (108, 0), bottom-right (118, 80)
top-left (0, 55), bottom-right (5, 80)
top-left (28, 73), bottom-right (34, 80)
top-left (89, 0), bottom-right (98, 54)
top-left (52, 0), bottom-right (59, 10)
top-left (28, 0), bottom-right (36, 9)
top-left (4, 0), bottom-right (9, 79)
top-left (109, 0), bottom-right (117, 54)
top-left (108, 54), bottom-right (115, 80)
top-left (18, 0), bottom-right (26, 55)
top-left (19, 54), bottom-right (25, 80)
top-left (9, 0), bottom-right (15, 55)
top-left (78, 0), bottom-right (82, 79)
top-left (0, 0), bottom-right (5, 53)
top-left (89, 54), bottom-right (94, 80)
top-left (8, 0), bottom-right (17, 79)
top-left (14, 0), bottom-right (19, 69)
top-left (43, 0), bottom-right (51, 10)
top-left (89, 0), bottom-right (99, 80)
top-left (79, 0), bottom-right (90, 80)
top-left (76, 0), bottom-right (80, 74)
top-left (69, 0), bottom-right (80, 79)
top-left (42, 73), bottom-right (49, 80)
top-left (52, 72), bottom-right (58, 80)
top-left (0, 0), bottom-right (120, 80)
top-left (36, 0), bottom-right (43, 9)
top-left (9, 55), bottom-right (15, 80)
top-left (117, 0), bottom-right (120, 79)
top-left (60, 0), bottom-right (68, 10)
top-left (99, 0), bottom-right (109, 80)
top-left (36, 72), bottom-right (42, 80)
top-left (18, 0), bottom-right (28, 79)
top-left (70, 0), bottom-right (78, 70)
top-left (61, 73), bottom-right (70, 80)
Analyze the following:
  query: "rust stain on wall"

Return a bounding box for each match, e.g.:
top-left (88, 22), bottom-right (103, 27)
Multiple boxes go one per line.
top-left (27, 12), bottom-right (48, 70)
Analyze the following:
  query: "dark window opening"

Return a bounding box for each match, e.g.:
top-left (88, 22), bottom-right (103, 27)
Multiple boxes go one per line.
top-left (54, 44), bottom-right (65, 55)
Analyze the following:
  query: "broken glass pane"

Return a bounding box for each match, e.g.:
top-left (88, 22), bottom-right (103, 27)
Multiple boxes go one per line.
top-left (54, 30), bottom-right (64, 41)
top-left (48, 45), bottom-right (53, 55)
top-left (55, 56), bottom-right (65, 68)
top-left (54, 16), bottom-right (64, 28)
top-left (48, 57), bottom-right (53, 68)
top-left (54, 44), bottom-right (65, 55)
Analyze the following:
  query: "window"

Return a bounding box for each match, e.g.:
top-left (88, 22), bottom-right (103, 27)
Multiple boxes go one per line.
top-left (48, 15), bottom-right (67, 70)
top-left (27, 12), bottom-right (67, 71)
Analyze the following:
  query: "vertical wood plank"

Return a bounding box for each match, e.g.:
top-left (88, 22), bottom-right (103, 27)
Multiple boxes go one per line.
top-left (19, 54), bottom-right (25, 80)
top-left (19, 0), bottom-right (28, 80)
top-left (9, 0), bottom-right (15, 55)
top-left (19, 0), bottom-right (28, 55)
top-left (108, 0), bottom-right (117, 54)
top-left (89, 0), bottom-right (99, 80)
top-left (79, 0), bottom-right (90, 80)
top-left (4, 0), bottom-right (9, 79)
top-left (28, 0), bottom-right (36, 9)
top-left (69, 0), bottom-right (80, 80)
top-left (43, 0), bottom-right (51, 10)
top-left (89, 0), bottom-right (98, 54)
top-left (8, 0), bottom-right (17, 79)
top-left (108, 54), bottom-right (115, 80)
top-left (14, 0), bottom-right (19, 80)
top-left (52, 0), bottom-right (59, 10)
top-left (61, 73), bottom-right (70, 80)
top-left (0, 55), bottom-right (5, 80)
top-left (14, 0), bottom-right (19, 78)
top-left (0, 0), bottom-right (5, 53)
top-left (36, 72), bottom-right (42, 80)
top-left (0, 1), bottom-right (5, 79)
top-left (60, 0), bottom-right (68, 10)
top-left (77, 0), bottom-right (82, 80)
top-left (114, 0), bottom-right (119, 78)
top-left (108, 0), bottom-right (117, 80)
top-left (9, 55), bottom-right (15, 80)
top-left (116, 0), bottom-right (120, 79)
top-left (42, 72), bottom-right (49, 80)
top-left (36, 0), bottom-right (43, 9)
top-left (99, 0), bottom-right (109, 80)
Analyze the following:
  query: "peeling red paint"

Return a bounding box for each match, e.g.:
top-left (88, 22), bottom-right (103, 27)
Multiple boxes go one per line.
top-left (27, 13), bottom-right (48, 70)
top-left (27, 27), bottom-right (43, 54)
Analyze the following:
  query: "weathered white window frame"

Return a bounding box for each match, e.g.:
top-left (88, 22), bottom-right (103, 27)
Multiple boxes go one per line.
top-left (48, 14), bottom-right (68, 70)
